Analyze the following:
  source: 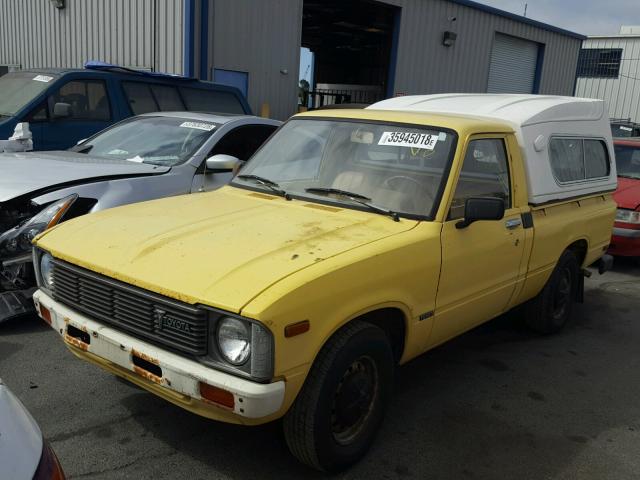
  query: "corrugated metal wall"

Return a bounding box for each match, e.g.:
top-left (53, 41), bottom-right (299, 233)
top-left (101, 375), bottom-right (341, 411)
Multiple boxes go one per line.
top-left (208, 0), bottom-right (303, 120)
top-left (0, 0), bottom-right (184, 74)
top-left (384, 0), bottom-right (581, 96)
top-left (575, 37), bottom-right (640, 123)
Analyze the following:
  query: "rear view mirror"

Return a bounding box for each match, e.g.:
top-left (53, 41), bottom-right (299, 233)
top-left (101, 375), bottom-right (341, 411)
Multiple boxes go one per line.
top-left (53, 102), bottom-right (71, 119)
top-left (205, 154), bottom-right (240, 173)
top-left (456, 197), bottom-right (505, 229)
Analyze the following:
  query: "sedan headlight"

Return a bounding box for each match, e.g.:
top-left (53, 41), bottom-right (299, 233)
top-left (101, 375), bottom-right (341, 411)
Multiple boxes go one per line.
top-left (616, 208), bottom-right (640, 224)
top-left (0, 194), bottom-right (78, 257)
top-left (208, 314), bottom-right (273, 381)
top-left (39, 252), bottom-right (54, 289)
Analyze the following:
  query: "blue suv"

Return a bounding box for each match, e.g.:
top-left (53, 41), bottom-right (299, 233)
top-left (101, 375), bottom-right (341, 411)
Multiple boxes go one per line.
top-left (0, 62), bottom-right (252, 150)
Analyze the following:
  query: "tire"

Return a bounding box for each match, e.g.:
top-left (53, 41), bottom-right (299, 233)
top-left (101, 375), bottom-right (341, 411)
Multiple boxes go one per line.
top-left (283, 320), bottom-right (394, 472)
top-left (524, 250), bottom-right (580, 334)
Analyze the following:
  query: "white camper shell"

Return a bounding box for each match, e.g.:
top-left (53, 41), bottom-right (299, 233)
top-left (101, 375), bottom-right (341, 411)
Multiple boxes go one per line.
top-left (368, 94), bottom-right (617, 205)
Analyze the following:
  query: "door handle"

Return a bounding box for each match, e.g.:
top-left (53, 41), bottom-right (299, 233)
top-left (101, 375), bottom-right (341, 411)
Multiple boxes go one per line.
top-left (505, 218), bottom-right (522, 230)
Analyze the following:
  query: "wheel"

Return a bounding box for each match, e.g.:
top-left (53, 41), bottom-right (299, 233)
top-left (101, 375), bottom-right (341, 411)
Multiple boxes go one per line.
top-left (283, 320), bottom-right (394, 472)
top-left (524, 250), bottom-right (580, 334)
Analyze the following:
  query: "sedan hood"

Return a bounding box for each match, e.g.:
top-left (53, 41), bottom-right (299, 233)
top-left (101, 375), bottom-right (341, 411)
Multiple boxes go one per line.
top-left (0, 151), bottom-right (169, 202)
top-left (35, 187), bottom-right (416, 313)
top-left (614, 177), bottom-right (640, 210)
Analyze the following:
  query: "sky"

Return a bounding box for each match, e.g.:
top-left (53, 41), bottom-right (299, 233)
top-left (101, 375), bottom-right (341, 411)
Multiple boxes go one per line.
top-left (479, 0), bottom-right (639, 36)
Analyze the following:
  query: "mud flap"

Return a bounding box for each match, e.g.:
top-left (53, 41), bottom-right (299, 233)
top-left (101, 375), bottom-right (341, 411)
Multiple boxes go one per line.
top-left (0, 289), bottom-right (37, 324)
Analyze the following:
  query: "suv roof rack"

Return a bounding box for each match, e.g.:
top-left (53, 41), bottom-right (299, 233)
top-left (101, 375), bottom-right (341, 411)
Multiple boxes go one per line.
top-left (84, 60), bottom-right (196, 81)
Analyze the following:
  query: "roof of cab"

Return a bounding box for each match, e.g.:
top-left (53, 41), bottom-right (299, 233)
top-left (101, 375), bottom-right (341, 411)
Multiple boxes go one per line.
top-left (368, 94), bottom-right (607, 127)
top-left (295, 108), bottom-right (514, 135)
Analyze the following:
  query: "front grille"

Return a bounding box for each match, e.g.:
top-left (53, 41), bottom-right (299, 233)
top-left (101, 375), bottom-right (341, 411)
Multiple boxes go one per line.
top-left (51, 260), bottom-right (208, 355)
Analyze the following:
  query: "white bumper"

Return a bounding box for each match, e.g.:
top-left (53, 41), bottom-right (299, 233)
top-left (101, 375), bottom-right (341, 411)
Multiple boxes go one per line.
top-left (33, 290), bottom-right (285, 420)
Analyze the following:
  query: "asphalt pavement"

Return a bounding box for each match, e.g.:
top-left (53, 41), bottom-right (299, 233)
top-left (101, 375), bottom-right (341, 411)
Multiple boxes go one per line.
top-left (1, 258), bottom-right (639, 479)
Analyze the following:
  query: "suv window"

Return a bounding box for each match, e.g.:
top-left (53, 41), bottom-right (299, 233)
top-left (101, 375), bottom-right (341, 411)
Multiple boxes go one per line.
top-left (151, 85), bottom-right (185, 111)
top-left (122, 82), bottom-right (157, 115)
top-left (449, 138), bottom-right (511, 220)
top-left (180, 87), bottom-right (245, 114)
top-left (209, 124), bottom-right (277, 161)
top-left (550, 138), bottom-right (610, 183)
top-left (49, 80), bottom-right (111, 121)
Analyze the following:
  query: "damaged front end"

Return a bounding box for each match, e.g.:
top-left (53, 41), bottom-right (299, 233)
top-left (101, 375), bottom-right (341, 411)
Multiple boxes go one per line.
top-left (0, 194), bottom-right (78, 323)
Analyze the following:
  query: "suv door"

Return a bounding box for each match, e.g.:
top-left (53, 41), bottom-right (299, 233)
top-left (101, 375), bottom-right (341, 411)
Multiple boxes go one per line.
top-left (41, 79), bottom-right (112, 150)
top-left (191, 124), bottom-right (277, 193)
top-left (431, 135), bottom-right (526, 345)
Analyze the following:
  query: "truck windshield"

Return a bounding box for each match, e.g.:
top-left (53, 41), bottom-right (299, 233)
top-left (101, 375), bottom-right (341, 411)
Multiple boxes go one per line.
top-left (234, 119), bottom-right (457, 218)
top-left (0, 72), bottom-right (59, 117)
top-left (614, 144), bottom-right (640, 179)
top-left (71, 116), bottom-right (220, 166)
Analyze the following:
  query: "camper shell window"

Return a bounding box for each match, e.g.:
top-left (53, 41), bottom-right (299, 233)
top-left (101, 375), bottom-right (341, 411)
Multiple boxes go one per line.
top-left (549, 137), bottom-right (610, 185)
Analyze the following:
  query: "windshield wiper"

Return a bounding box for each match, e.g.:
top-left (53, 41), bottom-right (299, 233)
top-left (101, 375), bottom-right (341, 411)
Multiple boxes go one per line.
top-left (305, 187), bottom-right (400, 222)
top-left (237, 174), bottom-right (291, 200)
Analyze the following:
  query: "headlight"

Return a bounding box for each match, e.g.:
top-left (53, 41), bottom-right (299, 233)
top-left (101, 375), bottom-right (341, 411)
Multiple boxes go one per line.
top-left (0, 194), bottom-right (78, 257)
top-left (616, 209), bottom-right (640, 224)
top-left (217, 317), bottom-right (251, 365)
top-left (209, 314), bottom-right (273, 380)
top-left (39, 252), bottom-right (54, 289)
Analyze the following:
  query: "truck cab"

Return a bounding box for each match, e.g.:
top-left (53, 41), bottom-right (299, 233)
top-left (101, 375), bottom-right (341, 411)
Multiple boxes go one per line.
top-left (0, 62), bottom-right (251, 150)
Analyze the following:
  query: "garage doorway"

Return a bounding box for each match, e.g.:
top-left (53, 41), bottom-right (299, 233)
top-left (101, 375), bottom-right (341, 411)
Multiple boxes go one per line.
top-left (301, 0), bottom-right (399, 108)
top-left (487, 33), bottom-right (543, 94)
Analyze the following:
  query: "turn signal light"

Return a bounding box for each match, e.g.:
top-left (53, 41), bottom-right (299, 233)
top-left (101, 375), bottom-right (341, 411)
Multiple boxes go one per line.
top-left (40, 305), bottom-right (52, 325)
top-left (199, 382), bottom-right (235, 409)
top-left (284, 320), bottom-right (310, 338)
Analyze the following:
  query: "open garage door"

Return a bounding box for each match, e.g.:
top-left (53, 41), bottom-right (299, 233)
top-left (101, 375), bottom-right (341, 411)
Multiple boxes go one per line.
top-left (487, 33), bottom-right (541, 94)
top-left (301, 0), bottom-right (398, 108)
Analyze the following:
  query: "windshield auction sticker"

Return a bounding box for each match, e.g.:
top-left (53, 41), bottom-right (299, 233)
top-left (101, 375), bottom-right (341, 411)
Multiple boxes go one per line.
top-left (32, 75), bottom-right (54, 83)
top-left (378, 131), bottom-right (441, 150)
top-left (179, 121), bottom-right (216, 131)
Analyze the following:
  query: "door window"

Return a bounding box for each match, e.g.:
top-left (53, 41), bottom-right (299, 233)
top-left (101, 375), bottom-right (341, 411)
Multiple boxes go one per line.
top-left (49, 80), bottom-right (111, 121)
top-left (449, 138), bottom-right (511, 220)
top-left (209, 125), bottom-right (277, 161)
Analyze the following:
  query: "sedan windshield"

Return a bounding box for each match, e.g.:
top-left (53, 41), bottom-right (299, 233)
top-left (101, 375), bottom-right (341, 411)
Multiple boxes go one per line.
top-left (614, 144), bottom-right (640, 179)
top-left (72, 116), bottom-right (220, 166)
top-left (234, 119), bottom-right (457, 218)
top-left (0, 72), bottom-right (59, 117)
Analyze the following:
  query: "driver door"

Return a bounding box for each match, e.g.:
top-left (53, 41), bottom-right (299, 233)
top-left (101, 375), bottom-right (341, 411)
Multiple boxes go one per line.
top-left (430, 135), bottom-right (526, 346)
top-left (191, 124), bottom-right (277, 193)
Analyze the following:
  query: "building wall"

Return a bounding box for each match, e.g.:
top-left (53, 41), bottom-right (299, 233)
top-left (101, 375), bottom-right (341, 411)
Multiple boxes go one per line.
top-left (0, 0), bottom-right (184, 74)
top-left (383, 0), bottom-right (582, 96)
top-left (575, 36), bottom-right (640, 123)
top-left (207, 0), bottom-right (303, 120)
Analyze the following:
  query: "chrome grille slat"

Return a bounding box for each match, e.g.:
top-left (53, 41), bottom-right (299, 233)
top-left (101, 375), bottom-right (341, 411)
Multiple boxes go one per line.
top-left (51, 260), bottom-right (208, 355)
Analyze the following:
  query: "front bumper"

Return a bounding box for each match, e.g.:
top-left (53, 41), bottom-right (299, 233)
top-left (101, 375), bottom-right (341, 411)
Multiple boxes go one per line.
top-left (609, 227), bottom-right (640, 256)
top-left (34, 290), bottom-right (285, 425)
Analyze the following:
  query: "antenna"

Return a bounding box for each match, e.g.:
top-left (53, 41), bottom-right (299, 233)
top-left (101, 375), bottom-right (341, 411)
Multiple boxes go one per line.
top-left (524, 3), bottom-right (528, 17)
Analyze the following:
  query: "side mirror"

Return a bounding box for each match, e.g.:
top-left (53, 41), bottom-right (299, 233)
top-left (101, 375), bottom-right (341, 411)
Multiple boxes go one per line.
top-left (455, 197), bottom-right (505, 229)
top-left (53, 102), bottom-right (71, 119)
top-left (205, 154), bottom-right (240, 173)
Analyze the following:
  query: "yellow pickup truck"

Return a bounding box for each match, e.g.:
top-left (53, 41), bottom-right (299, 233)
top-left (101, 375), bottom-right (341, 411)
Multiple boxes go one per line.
top-left (33, 94), bottom-right (616, 471)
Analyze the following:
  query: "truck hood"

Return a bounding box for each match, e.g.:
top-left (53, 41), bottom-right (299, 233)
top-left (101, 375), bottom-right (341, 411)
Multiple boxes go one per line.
top-left (35, 187), bottom-right (417, 313)
top-left (614, 177), bottom-right (640, 210)
top-left (0, 151), bottom-right (169, 202)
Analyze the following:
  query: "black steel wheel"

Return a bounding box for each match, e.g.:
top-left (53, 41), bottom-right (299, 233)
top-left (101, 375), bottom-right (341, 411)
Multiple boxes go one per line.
top-left (283, 320), bottom-right (394, 472)
top-left (525, 249), bottom-right (580, 334)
